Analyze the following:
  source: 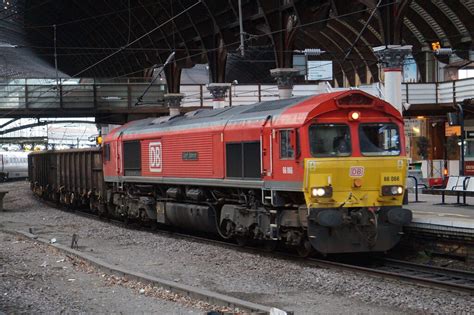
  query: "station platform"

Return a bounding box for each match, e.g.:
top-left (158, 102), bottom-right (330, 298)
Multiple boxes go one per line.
top-left (406, 193), bottom-right (474, 237)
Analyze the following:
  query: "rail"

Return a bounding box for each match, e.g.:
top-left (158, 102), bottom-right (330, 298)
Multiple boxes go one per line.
top-left (31, 188), bottom-right (474, 296)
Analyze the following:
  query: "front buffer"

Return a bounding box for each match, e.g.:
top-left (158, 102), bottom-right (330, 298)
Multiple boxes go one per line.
top-left (303, 158), bottom-right (412, 254)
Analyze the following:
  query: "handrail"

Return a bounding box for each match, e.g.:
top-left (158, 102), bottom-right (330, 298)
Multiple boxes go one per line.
top-left (0, 77), bottom-right (473, 109)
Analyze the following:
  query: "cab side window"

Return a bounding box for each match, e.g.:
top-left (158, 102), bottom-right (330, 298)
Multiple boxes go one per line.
top-left (104, 143), bottom-right (111, 161)
top-left (279, 130), bottom-right (294, 159)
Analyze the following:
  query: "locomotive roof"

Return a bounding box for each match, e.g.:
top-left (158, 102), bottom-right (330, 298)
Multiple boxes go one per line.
top-left (109, 90), bottom-right (399, 137)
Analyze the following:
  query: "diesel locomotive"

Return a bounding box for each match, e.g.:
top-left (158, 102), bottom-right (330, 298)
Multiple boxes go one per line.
top-left (29, 90), bottom-right (412, 255)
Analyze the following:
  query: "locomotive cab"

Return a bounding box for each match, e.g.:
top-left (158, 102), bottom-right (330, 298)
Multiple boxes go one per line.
top-left (299, 93), bottom-right (412, 253)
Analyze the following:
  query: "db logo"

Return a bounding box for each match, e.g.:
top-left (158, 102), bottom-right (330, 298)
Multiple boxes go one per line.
top-left (149, 142), bottom-right (162, 172)
top-left (349, 166), bottom-right (364, 177)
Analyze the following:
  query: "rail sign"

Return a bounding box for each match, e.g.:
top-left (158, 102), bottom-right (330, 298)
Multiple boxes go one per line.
top-left (149, 141), bottom-right (162, 173)
top-left (349, 166), bottom-right (364, 177)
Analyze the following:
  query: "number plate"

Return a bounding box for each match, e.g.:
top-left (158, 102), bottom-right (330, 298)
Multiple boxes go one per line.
top-left (381, 173), bottom-right (402, 184)
top-left (349, 166), bottom-right (365, 177)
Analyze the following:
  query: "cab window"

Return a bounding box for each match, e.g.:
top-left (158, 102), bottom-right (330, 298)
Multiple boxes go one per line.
top-left (309, 124), bottom-right (351, 157)
top-left (279, 129), bottom-right (295, 159)
top-left (104, 143), bottom-right (111, 161)
top-left (359, 123), bottom-right (400, 156)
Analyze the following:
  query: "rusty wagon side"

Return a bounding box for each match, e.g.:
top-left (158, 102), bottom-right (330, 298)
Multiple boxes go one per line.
top-left (28, 148), bottom-right (105, 210)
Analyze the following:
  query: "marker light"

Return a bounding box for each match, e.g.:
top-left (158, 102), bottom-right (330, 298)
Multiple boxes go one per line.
top-left (349, 111), bottom-right (361, 121)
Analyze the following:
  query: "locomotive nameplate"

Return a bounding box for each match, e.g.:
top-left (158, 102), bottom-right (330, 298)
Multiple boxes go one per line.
top-left (349, 166), bottom-right (364, 177)
top-left (149, 141), bottom-right (163, 173)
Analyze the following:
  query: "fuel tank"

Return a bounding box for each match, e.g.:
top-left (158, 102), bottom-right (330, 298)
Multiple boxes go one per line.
top-left (163, 202), bottom-right (218, 234)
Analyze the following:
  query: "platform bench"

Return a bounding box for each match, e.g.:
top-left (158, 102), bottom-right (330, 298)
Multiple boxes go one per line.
top-left (421, 176), bottom-right (473, 204)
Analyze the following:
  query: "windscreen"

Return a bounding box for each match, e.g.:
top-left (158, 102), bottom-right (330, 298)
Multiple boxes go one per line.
top-left (309, 124), bottom-right (351, 157)
top-left (359, 123), bottom-right (400, 156)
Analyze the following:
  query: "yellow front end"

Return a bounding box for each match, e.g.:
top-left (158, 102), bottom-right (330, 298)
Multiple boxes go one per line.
top-left (304, 157), bottom-right (408, 208)
top-left (302, 156), bottom-right (412, 254)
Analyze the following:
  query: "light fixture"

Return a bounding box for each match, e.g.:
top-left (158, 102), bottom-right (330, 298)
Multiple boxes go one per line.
top-left (349, 111), bottom-right (361, 121)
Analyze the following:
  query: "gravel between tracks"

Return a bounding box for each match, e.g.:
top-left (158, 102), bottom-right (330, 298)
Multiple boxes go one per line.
top-left (0, 232), bottom-right (207, 314)
top-left (1, 181), bottom-right (473, 314)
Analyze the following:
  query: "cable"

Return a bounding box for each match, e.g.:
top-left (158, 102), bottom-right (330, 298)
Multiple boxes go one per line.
top-left (127, 0), bottom-right (131, 45)
top-left (343, 0), bottom-right (382, 61)
top-left (72, 0), bottom-right (201, 78)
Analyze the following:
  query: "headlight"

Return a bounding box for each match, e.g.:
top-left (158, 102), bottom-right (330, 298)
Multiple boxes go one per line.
top-left (311, 186), bottom-right (333, 198)
top-left (381, 185), bottom-right (404, 196)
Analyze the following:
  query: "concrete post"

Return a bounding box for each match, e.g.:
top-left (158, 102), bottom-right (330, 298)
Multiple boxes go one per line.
top-left (270, 68), bottom-right (300, 99)
top-left (373, 45), bottom-right (412, 113)
top-left (207, 83), bottom-right (231, 109)
top-left (164, 93), bottom-right (184, 116)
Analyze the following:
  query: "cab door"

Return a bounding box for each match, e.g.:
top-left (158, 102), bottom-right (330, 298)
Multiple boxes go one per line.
top-left (260, 116), bottom-right (273, 179)
top-left (275, 128), bottom-right (297, 177)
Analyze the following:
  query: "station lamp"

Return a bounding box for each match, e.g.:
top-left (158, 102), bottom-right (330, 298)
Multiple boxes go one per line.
top-left (431, 41), bottom-right (453, 56)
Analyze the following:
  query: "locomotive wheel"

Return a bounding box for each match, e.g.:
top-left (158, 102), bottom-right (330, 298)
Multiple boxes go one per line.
top-left (297, 240), bottom-right (314, 258)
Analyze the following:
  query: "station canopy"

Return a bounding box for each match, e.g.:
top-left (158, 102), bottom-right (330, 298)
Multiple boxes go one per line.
top-left (0, 0), bottom-right (473, 86)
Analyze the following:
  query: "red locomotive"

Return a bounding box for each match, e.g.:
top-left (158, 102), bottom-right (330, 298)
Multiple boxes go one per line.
top-left (30, 90), bottom-right (412, 255)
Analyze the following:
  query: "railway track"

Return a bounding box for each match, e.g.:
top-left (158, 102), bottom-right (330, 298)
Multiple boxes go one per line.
top-left (36, 199), bottom-right (474, 295)
top-left (308, 257), bottom-right (474, 294)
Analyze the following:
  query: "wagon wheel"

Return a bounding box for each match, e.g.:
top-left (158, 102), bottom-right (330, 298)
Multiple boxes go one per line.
top-left (297, 240), bottom-right (314, 258)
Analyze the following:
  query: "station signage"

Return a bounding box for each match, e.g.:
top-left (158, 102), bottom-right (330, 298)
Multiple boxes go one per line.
top-left (445, 123), bottom-right (461, 136)
top-left (465, 161), bottom-right (474, 176)
top-left (466, 130), bottom-right (474, 139)
top-left (307, 60), bottom-right (333, 81)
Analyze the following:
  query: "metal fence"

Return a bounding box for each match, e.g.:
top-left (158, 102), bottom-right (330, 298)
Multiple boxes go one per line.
top-left (0, 77), bottom-right (473, 110)
top-left (402, 77), bottom-right (474, 105)
top-left (0, 78), bottom-right (167, 110)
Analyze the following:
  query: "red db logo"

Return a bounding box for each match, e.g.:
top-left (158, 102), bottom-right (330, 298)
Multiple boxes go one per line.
top-left (149, 142), bottom-right (162, 172)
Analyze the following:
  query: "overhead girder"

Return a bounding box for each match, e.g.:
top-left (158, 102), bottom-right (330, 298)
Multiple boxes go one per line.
top-left (75, 0), bottom-right (135, 77)
top-left (257, 0), bottom-right (297, 68)
top-left (406, 3), bottom-right (450, 64)
top-left (401, 17), bottom-right (428, 82)
top-left (327, 20), bottom-right (373, 83)
top-left (199, 0), bottom-right (230, 83)
top-left (154, 1), bottom-right (193, 68)
top-left (447, 1), bottom-right (474, 60)
top-left (319, 28), bottom-right (357, 86)
top-left (176, 2), bottom-right (208, 65)
top-left (321, 32), bottom-right (357, 86)
top-left (348, 17), bottom-right (381, 81)
top-left (21, 0), bottom-right (474, 84)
